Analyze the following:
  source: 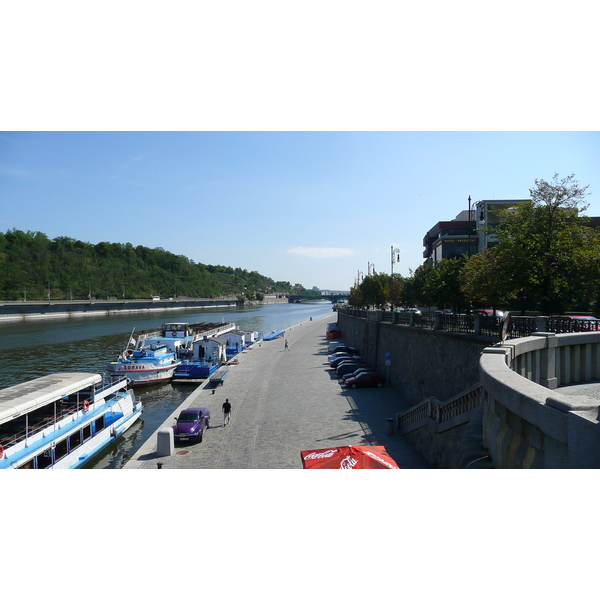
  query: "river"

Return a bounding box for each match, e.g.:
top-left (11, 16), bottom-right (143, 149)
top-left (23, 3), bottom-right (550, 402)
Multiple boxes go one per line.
top-left (0, 301), bottom-right (334, 468)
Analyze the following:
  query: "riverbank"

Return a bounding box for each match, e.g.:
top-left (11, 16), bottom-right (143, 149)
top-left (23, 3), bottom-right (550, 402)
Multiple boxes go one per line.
top-left (0, 295), bottom-right (291, 323)
top-left (124, 311), bottom-right (428, 469)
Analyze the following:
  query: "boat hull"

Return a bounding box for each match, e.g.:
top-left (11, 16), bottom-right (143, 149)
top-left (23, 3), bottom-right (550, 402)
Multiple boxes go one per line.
top-left (106, 362), bottom-right (180, 387)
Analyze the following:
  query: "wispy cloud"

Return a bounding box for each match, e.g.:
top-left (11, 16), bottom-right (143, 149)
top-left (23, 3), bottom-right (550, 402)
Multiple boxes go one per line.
top-left (286, 247), bottom-right (356, 258)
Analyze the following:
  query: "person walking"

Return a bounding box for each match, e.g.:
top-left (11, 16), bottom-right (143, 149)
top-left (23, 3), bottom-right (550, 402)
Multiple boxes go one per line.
top-left (284, 339), bottom-right (289, 351)
top-left (222, 398), bottom-right (231, 426)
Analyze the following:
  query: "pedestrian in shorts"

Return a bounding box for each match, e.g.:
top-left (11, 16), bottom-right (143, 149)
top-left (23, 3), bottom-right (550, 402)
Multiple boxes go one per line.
top-left (222, 398), bottom-right (231, 426)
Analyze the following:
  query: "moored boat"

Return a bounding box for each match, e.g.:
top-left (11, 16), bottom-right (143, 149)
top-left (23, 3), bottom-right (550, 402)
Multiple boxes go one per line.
top-left (0, 372), bottom-right (143, 469)
top-left (137, 322), bottom-right (238, 382)
top-left (106, 341), bottom-right (181, 387)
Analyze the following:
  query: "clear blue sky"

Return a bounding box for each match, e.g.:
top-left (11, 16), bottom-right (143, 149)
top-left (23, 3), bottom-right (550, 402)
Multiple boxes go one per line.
top-left (1, 131), bottom-right (599, 291)
top-left (2, 4), bottom-right (598, 292)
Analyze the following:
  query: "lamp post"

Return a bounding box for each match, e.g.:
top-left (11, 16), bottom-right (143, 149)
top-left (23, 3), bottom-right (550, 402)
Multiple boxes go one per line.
top-left (390, 246), bottom-right (400, 311)
top-left (468, 195), bottom-right (472, 257)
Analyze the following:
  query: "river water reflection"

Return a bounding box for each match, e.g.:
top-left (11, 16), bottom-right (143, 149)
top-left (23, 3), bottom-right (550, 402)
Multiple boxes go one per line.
top-left (0, 301), bottom-right (334, 468)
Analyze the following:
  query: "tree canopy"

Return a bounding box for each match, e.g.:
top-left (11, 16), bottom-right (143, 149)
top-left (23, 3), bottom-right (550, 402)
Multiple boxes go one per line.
top-left (461, 173), bottom-right (600, 314)
top-left (347, 174), bottom-right (600, 316)
top-left (0, 229), bottom-right (291, 301)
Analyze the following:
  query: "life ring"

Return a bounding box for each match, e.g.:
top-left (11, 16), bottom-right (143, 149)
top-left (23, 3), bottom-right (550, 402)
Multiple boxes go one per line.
top-left (82, 400), bottom-right (90, 413)
top-left (0, 444), bottom-right (4, 459)
top-left (172, 331), bottom-right (177, 337)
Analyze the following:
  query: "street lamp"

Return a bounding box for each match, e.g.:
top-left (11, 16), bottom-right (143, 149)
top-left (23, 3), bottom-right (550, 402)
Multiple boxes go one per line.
top-left (390, 246), bottom-right (400, 311)
top-left (467, 195), bottom-right (472, 257)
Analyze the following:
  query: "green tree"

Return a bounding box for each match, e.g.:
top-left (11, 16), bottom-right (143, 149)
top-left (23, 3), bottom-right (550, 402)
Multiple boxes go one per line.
top-left (481, 173), bottom-right (600, 314)
top-left (360, 273), bottom-right (389, 309)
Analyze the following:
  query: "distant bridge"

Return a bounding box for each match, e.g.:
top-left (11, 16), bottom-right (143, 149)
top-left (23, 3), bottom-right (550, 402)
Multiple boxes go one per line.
top-left (287, 294), bottom-right (348, 304)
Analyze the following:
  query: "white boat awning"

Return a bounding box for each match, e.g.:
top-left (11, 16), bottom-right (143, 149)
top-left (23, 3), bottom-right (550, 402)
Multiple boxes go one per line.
top-left (0, 373), bottom-right (101, 426)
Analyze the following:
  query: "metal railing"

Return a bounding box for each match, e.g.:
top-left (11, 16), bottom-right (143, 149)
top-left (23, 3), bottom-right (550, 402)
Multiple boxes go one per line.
top-left (337, 307), bottom-right (598, 341)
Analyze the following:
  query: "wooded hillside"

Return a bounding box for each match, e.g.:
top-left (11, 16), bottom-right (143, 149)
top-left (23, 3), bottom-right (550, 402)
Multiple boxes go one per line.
top-left (0, 229), bottom-right (291, 301)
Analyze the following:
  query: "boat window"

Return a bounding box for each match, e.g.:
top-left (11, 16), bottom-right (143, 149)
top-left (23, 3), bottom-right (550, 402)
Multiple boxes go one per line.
top-left (82, 424), bottom-right (92, 441)
top-left (37, 449), bottom-right (53, 469)
top-left (18, 459), bottom-right (34, 469)
top-left (55, 438), bottom-right (68, 461)
top-left (70, 430), bottom-right (82, 450)
top-left (94, 415), bottom-right (105, 434)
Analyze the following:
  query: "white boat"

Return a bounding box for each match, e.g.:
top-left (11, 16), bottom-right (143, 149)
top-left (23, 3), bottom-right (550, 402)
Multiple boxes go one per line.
top-left (136, 322), bottom-right (237, 381)
top-left (0, 372), bottom-right (143, 469)
top-left (106, 327), bottom-right (181, 387)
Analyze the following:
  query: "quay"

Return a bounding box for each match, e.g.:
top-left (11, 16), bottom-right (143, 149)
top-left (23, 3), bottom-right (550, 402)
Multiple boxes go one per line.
top-left (124, 312), bottom-right (428, 469)
top-left (0, 294), bottom-right (290, 323)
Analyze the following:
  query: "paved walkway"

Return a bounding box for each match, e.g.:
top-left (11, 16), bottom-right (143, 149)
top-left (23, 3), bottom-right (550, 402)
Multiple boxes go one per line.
top-left (125, 312), bottom-right (428, 469)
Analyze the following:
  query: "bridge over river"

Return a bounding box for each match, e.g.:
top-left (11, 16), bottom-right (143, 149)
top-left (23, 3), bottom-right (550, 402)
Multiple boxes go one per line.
top-left (287, 294), bottom-right (347, 303)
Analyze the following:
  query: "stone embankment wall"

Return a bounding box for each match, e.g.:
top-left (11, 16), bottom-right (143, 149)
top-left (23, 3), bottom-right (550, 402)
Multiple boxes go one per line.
top-left (337, 312), bottom-right (489, 405)
top-left (0, 298), bottom-right (239, 323)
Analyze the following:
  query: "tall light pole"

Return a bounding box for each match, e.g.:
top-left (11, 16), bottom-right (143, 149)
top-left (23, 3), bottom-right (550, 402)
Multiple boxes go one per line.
top-left (390, 246), bottom-right (400, 311)
top-left (368, 262), bottom-right (375, 276)
top-left (468, 195), bottom-right (472, 257)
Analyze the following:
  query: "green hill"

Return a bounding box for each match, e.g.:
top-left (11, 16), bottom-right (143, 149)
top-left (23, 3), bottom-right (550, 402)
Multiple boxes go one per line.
top-left (0, 229), bottom-right (291, 301)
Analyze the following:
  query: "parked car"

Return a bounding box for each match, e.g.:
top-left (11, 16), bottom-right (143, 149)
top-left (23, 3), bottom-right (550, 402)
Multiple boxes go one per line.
top-left (407, 307), bottom-right (422, 316)
top-left (341, 367), bottom-right (373, 382)
top-left (173, 408), bottom-right (210, 443)
top-left (327, 340), bottom-right (346, 353)
top-left (344, 371), bottom-right (386, 389)
top-left (329, 353), bottom-right (361, 368)
top-left (329, 345), bottom-right (359, 356)
top-left (336, 361), bottom-right (366, 377)
top-left (569, 316), bottom-right (600, 331)
top-left (474, 308), bottom-right (505, 318)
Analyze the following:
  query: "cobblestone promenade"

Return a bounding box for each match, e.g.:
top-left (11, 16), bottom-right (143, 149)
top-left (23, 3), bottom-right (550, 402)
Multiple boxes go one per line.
top-left (126, 312), bottom-right (428, 469)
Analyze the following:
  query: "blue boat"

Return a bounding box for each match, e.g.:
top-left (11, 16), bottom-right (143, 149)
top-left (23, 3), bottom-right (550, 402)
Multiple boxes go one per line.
top-left (0, 373), bottom-right (143, 469)
top-left (173, 361), bottom-right (219, 382)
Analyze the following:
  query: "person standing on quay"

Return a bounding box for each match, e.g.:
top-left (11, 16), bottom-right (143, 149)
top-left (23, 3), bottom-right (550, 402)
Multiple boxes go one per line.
top-left (285, 339), bottom-right (289, 351)
top-left (222, 398), bottom-right (231, 426)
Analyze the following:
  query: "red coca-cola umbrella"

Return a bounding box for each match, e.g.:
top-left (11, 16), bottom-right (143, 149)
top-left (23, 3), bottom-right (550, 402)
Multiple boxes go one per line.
top-left (300, 445), bottom-right (400, 469)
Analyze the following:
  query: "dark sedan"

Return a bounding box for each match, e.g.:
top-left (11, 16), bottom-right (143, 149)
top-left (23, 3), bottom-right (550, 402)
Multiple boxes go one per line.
top-left (344, 371), bottom-right (386, 389)
top-left (173, 408), bottom-right (210, 443)
top-left (341, 367), bottom-right (372, 382)
top-left (329, 353), bottom-right (361, 368)
top-left (329, 345), bottom-right (359, 356)
top-left (336, 361), bottom-right (366, 377)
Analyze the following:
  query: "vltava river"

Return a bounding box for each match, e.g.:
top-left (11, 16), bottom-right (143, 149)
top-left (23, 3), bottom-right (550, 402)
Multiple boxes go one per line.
top-left (0, 301), bottom-right (333, 468)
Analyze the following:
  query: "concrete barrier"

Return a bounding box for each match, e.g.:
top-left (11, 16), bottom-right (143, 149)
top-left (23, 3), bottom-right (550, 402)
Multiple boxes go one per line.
top-left (156, 427), bottom-right (174, 457)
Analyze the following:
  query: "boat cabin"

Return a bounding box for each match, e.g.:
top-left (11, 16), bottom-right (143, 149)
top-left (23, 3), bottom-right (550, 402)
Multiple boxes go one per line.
top-left (161, 323), bottom-right (194, 338)
top-left (193, 337), bottom-right (227, 363)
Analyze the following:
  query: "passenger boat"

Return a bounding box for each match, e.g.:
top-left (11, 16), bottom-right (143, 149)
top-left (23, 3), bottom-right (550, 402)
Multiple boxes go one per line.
top-left (106, 328), bottom-right (180, 387)
top-left (0, 372), bottom-right (142, 469)
top-left (106, 341), bottom-right (181, 387)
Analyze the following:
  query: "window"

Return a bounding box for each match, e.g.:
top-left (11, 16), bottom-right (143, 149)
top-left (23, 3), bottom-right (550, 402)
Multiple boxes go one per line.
top-left (70, 430), bottom-right (82, 450)
top-left (94, 415), bottom-right (105, 434)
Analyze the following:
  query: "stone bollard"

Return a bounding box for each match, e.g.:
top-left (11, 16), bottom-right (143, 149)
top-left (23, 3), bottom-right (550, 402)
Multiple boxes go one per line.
top-left (157, 427), bottom-right (174, 457)
top-left (386, 418), bottom-right (395, 435)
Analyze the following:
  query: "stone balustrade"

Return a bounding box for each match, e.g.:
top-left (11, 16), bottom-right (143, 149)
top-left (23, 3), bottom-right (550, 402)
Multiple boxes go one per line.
top-left (479, 332), bottom-right (600, 468)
